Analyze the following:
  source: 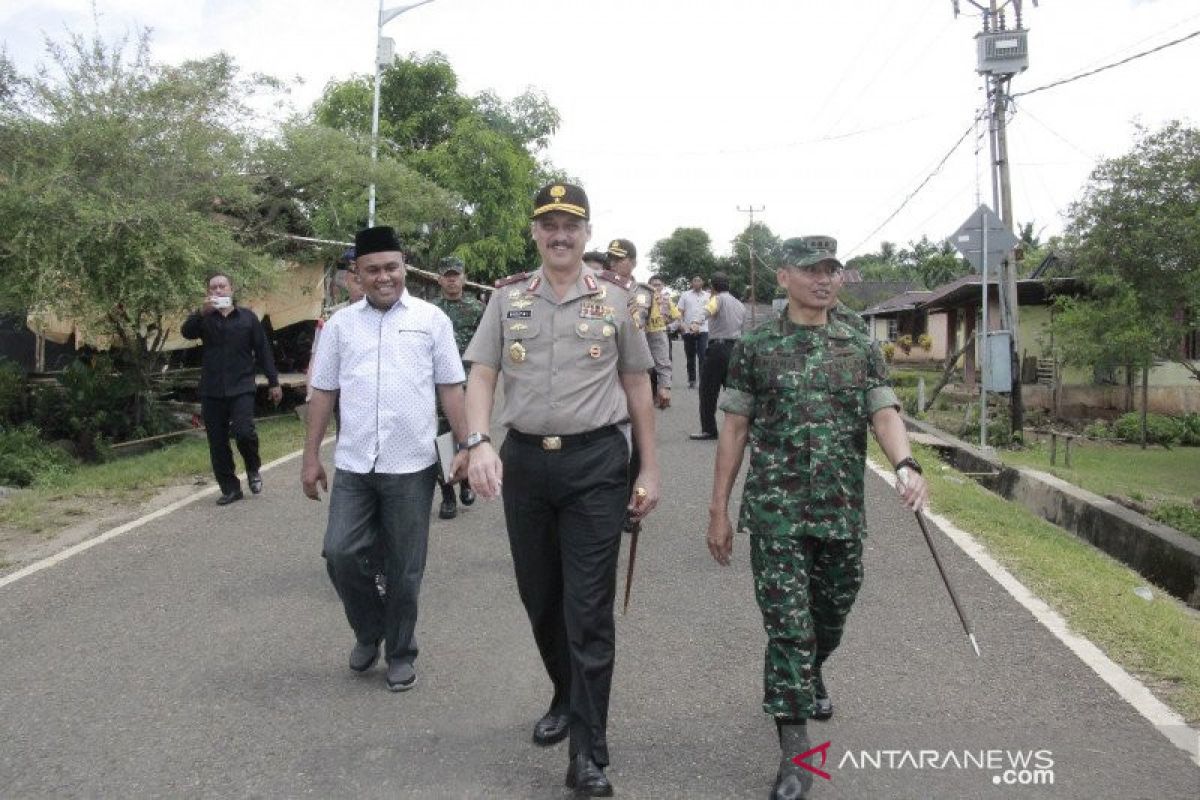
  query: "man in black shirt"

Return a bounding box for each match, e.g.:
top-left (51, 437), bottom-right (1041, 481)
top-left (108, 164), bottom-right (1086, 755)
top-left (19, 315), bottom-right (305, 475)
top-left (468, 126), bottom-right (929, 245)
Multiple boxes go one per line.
top-left (182, 272), bottom-right (283, 505)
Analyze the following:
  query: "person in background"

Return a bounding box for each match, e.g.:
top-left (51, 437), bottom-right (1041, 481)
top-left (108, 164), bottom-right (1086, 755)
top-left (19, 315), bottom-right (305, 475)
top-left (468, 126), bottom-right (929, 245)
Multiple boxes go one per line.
top-left (675, 274), bottom-right (710, 389)
top-left (182, 272), bottom-right (282, 506)
top-left (690, 272), bottom-right (746, 441)
top-left (430, 256), bottom-right (485, 520)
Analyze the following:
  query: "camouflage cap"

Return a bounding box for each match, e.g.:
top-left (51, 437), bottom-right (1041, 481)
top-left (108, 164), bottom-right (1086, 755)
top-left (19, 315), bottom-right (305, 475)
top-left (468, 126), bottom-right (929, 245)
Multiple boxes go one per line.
top-left (780, 237), bottom-right (843, 270)
top-left (437, 256), bottom-right (465, 275)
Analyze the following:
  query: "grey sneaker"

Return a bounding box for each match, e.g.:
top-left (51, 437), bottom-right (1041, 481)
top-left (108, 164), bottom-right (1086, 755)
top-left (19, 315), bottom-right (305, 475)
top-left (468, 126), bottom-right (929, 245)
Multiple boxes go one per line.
top-left (349, 639), bottom-right (380, 673)
top-left (386, 661), bottom-right (417, 692)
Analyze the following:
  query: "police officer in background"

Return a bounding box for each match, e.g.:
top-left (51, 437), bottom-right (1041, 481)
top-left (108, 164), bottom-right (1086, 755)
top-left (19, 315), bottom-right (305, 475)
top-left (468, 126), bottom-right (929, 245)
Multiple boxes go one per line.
top-left (431, 256), bottom-right (485, 520)
top-left (690, 271), bottom-right (747, 440)
top-left (706, 239), bottom-right (928, 800)
top-left (464, 183), bottom-right (659, 797)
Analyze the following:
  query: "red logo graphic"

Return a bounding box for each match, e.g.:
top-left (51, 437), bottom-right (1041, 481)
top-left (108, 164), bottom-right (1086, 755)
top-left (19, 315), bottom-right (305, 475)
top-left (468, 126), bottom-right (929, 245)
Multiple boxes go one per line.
top-left (791, 740), bottom-right (833, 781)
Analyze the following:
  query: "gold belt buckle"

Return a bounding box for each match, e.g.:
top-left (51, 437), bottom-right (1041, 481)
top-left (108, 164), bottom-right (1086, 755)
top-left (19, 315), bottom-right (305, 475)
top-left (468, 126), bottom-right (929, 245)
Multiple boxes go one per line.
top-left (541, 436), bottom-right (562, 451)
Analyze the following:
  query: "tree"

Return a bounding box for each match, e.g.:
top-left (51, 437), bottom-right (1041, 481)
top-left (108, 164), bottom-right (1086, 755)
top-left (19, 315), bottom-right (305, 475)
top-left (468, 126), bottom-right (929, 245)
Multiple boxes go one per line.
top-left (313, 53), bottom-right (560, 282)
top-left (648, 228), bottom-right (717, 289)
top-left (1051, 121), bottom-right (1200, 441)
top-left (897, 235), bottom-right (969, 290)
top-left (0, 31), bottom-right (280, 410)
top-left (1054, 121), bottom-right (1200, 384)
top-left (728, 222), bottom-right (782, 301)
top-left (251, 120), bottom-right (457, 247)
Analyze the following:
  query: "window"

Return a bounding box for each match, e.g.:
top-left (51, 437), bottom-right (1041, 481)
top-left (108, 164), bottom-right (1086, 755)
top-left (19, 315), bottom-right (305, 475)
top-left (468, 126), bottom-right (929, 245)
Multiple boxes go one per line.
top-left (886, 318), bottom-right (899, 340)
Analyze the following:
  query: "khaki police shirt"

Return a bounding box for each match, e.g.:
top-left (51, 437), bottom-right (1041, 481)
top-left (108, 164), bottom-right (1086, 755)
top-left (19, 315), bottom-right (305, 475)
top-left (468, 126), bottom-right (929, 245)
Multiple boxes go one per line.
top-left (464, 265), bottom-right (654, 435)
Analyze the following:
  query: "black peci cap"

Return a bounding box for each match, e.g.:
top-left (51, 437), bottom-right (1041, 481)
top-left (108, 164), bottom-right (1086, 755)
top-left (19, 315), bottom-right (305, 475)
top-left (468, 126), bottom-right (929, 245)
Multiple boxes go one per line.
top-left (355, 226), bottom-right (403, 257)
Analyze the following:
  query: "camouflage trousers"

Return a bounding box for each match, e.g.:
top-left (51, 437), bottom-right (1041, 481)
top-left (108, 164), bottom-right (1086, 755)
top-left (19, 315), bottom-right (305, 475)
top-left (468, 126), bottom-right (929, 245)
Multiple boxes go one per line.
top-left (750, 534), bottom-right (864, 720)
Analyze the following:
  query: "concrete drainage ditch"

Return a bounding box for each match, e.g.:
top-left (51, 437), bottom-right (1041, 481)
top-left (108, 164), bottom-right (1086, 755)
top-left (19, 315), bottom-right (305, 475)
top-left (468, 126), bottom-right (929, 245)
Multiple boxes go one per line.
top-left (904, 416), bottom-right (1200, 610)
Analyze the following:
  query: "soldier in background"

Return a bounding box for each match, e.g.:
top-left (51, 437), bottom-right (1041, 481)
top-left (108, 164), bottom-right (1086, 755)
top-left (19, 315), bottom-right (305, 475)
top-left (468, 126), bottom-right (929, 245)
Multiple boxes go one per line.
top-left (705, 239), bottom-right (928, 800)
top-left (431, 256), bottom-right (485, 520)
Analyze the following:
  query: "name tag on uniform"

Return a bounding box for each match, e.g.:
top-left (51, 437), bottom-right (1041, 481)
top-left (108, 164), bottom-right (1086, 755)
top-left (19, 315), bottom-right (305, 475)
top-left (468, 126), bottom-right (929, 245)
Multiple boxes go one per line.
top-left (506, 309), bottom-right (532, 319)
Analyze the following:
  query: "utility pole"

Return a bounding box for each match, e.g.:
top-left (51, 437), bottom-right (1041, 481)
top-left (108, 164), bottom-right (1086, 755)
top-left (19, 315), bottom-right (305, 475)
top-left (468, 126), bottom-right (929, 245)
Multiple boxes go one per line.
top-left (954, 0), bottom-right (1034, 437)
top-left (737, 204), bottom-right (765, 325)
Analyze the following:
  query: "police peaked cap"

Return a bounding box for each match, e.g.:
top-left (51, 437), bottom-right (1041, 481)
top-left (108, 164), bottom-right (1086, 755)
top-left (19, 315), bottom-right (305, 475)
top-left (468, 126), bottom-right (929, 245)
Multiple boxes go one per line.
top-left (532, 183), bottom-right (589, 220)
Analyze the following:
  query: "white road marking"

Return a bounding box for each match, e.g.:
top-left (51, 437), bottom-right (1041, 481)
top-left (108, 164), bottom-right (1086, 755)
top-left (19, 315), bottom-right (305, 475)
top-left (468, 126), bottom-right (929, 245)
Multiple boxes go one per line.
top-left (0, 439), bottom-right (332, 591)
top-left (868, 460), bottom-right (1200, 766)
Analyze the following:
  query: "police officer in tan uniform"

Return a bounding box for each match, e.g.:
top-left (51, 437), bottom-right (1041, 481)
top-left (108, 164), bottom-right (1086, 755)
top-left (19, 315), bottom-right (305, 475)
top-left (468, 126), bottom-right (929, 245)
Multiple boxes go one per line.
top-left (463, 183), bottom-right (659, 797)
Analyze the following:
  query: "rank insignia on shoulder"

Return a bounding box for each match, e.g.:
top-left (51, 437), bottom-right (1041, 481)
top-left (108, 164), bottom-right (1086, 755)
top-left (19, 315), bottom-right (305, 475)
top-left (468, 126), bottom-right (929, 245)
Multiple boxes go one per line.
top-left (495, 272), bottom-right (528, 289)
top-left (597, 270), bottom-right (633, 290)
top-left (527, 275), bottom-right (542, 292)
top-left (584, 273), bottom-right (598, 292)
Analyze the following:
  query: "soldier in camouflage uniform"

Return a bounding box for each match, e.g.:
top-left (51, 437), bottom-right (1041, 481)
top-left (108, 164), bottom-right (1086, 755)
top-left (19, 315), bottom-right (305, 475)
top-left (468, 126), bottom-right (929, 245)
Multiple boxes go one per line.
top-left (706, 239), bottom-right (929, 800)
top-left (431, 256), bottom-right (485, 519)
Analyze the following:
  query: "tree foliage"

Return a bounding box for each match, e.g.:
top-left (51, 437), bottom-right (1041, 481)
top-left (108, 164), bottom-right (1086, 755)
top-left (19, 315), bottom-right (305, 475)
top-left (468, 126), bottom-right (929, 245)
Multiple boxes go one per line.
top-left (313, 52), bottom-right (560, 282)
top-left (0, 30), bottom-right (280, 395)
top-left (727, 222), bottom-right (781, 300)
top-left (648, 228), bottom-right (718, 290)
top-left (1053, 121), bottom-right (1200, 382)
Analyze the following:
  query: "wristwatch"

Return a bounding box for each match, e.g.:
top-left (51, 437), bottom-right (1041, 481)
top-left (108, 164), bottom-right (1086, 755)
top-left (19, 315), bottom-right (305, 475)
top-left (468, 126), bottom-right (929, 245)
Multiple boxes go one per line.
top-left (894, 456), bottom-right (923, 474)
top-left (461, 432), bottom-right (492, 451)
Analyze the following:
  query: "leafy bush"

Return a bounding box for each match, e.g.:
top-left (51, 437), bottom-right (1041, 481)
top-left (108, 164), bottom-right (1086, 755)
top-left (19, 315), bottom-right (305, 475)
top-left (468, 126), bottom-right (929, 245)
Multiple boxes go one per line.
top-left (1083, 420), bottom-right (1112, 439)
top-left (917, 333), bottom-right (933, 351)
top-left (0, 359), bottom-right (25, 424)
top-left (895, 386), bottom-right (921, 417)
top-left (896, 335), bottom-right (913, 354)
top-left (960, 415), bottom-right (1013, 447)
top-left (1182, 414), bottom-right (1200, 447)
top-left (32, 355), bottom-right (169, 460)
top-left (1112, 412), bottom-right (1186, 446)
top-left (881, 342), bottom-right (896, 363)
top-left (1151, 504), bottom-right (1200, 540)
top-left (0, 425), bottom-right (74, 487)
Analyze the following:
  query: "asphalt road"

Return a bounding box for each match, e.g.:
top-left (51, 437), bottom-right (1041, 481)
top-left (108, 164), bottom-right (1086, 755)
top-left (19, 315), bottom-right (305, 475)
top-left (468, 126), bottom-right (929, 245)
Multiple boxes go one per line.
top-left (2, 364), bottom-right (1198, 798)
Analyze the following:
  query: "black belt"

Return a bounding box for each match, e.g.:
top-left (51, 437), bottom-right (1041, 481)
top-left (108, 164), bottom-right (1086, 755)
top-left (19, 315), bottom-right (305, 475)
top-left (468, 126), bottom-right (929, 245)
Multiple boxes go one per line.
top-left (710, 338), bottom-right (738, 345)
top-left (507, 425), bottom-right (621, 451)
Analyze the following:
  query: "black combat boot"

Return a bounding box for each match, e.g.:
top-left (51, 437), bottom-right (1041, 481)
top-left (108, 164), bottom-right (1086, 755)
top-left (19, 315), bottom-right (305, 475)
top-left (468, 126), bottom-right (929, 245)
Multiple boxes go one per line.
top-left (438, 482), bottom-right (457, 519)
top-left (771, 720), bottom-right (814, 800)
top-left (812, 665), bottom-right (833, 721)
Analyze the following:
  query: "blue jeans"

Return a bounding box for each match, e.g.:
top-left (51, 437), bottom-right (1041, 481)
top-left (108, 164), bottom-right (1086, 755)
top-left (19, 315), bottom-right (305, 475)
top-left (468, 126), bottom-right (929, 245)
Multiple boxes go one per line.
top-left (322, 466), bottom-right (436, 665)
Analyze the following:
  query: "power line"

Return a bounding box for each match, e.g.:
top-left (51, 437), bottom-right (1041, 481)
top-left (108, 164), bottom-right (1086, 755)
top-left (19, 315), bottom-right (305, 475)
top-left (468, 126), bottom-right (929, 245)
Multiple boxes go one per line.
top-left (845, 113), bottom-right (982, 259)
top-left (1012, 28), bottom-right (1200, 99)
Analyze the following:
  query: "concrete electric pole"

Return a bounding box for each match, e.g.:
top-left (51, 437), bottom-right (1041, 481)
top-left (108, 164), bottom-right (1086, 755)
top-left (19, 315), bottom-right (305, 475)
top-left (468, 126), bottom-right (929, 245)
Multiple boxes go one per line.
top-left (953, 0), bottom-right (1034, 436)
top-left (737, 204), bottom-right (766, 325)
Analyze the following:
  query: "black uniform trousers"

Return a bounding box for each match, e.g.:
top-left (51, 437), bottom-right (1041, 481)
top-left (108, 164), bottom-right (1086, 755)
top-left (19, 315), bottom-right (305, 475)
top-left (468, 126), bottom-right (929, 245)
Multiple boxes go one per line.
top-left (698, 338), bottom-right (737, 436)
top-left (682, 331), bottom-right (708, 385)
top-left (201, 392), bottom-right (260, 495)
top-left (500, 427), bottom-right (629, 767)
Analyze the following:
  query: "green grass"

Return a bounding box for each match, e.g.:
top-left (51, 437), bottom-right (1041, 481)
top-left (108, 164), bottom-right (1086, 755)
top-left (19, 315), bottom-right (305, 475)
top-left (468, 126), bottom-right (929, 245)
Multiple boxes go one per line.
top-left (997, 439), bottom-right (1200, 539)
top-left (0, 417), bottom-right (306, 535)
top-left (871, 440), bottom-right (1200, 723)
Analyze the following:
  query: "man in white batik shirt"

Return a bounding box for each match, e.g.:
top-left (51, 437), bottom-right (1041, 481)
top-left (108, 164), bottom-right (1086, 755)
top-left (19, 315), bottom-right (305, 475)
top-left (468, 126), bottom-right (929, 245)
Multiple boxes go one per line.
top-left (302, 225), bottom-right (468, 693)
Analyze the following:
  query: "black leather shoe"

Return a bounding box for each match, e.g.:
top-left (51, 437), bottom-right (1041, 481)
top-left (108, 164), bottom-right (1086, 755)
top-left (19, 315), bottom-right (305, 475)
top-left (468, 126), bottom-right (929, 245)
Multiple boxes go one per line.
top-left (689, 432), bottom-right (718, 440)
top-left (565, 754), bottom-right (613, 797)
top-left (248, 471), bottom-right (263, 494)
top-left (532, 711), bottom-right (570, 746)
top-left (349, 639), bottom-right (381, 672)
top-left (459, 484), bottom-right (475, 506)
top-left (438, 497), bottom-right (457, 520)
top-left (216, 489), bottom-right (244, 506)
